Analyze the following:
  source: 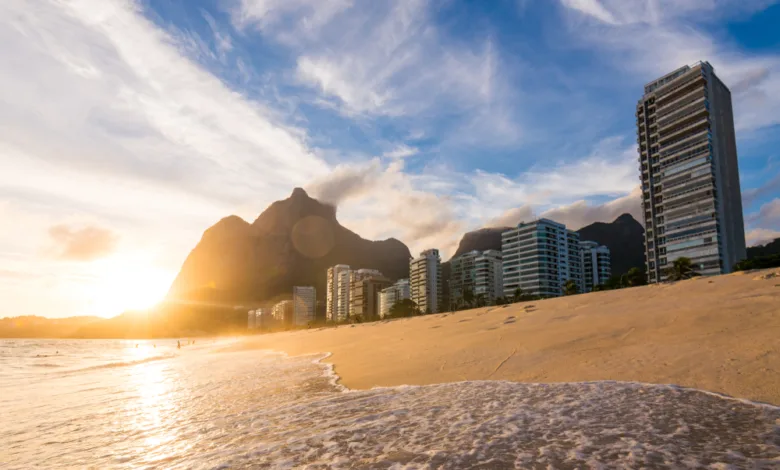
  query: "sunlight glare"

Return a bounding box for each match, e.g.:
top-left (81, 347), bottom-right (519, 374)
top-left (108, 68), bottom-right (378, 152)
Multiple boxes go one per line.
top-left (88, 255), bottom-right (174, 317)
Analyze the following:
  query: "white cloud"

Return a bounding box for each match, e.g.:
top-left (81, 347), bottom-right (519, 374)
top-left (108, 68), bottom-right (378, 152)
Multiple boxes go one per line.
top-left (746, 228), bottom-right (780, 247)
top-left (0, 0), bottom-right (333, 316)
top-left (558, 0), bottom-right (780, 133)
top-left (382, 144), bottom-right (419, 159)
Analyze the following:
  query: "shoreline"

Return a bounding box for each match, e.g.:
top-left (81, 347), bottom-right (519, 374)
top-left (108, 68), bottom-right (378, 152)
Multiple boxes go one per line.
top-left (237, 269), bottom-right (780, 405)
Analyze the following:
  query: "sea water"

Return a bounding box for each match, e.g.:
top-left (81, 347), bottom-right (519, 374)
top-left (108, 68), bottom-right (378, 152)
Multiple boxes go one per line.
top-left (1, 339), bottom-right (778, 469)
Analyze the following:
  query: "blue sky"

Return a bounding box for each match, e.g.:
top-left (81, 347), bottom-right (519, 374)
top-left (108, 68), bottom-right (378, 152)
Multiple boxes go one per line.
top-left (1, 0), bottom-right (779, 318)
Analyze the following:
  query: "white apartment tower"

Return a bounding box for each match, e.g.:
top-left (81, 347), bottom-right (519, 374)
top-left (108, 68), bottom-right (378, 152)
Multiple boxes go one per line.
top-left (326, 265), bottom-right (350, 322)
top-left (450, 249), bottom-right (503, 306)
top-left (410, 249), bottom-right (442, 314)
top-left (637, 61), bottom-right (746, 282)
top-left (580, 241), bottom-right (611, 292)
top-left (501, 219), bottom-right (583, 298)
top-left (292, 286), bottom-right (316, 326)
top-left (378, 279), bottom-right (410, 318)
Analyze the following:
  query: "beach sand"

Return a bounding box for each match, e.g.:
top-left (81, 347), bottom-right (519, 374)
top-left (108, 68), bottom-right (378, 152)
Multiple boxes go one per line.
top-left (240, 269), bottom-right (780, 405)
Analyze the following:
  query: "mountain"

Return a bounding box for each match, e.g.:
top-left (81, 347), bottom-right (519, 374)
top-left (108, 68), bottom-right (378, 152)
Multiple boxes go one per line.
top-left (0, 315), bottom-right (101, 338)
top-left (167, 188), bottom-right (412, 306)
top-left (577, 214), bottom-right (645, 276)
top-left (451, 227), bottom-right (511, 259)
top-left (747, 238), bottom-right (780, 259)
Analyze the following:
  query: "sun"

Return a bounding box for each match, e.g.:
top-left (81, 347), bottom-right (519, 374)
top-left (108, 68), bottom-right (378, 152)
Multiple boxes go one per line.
top-left (88, 256), bottom-right (174, 317)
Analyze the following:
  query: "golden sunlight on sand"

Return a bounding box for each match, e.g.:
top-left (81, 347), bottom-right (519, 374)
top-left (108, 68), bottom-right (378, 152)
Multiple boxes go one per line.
top-left (240, 269), bottom-right (780, 405)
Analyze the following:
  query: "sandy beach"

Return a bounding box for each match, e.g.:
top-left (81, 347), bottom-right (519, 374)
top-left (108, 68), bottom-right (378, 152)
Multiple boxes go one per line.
top-left (241, 269), bottom-right (780, 405)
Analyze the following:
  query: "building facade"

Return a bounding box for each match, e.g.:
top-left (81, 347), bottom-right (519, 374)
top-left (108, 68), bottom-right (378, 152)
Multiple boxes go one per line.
top-left (502, 219), bottom-right (583, 298)
top-left (580, 241), bottom-right (611, 292)
top-left (271, 300), bottom-right (293, 325)
top-left (410, 249), bottom-right (442, 314)
top-left (326, 265), bottom-right (350, 322)
top-left (450, 249), bottom-right (503, 307)
top-left (637, 61), bottom-right (746, 282)
top-left (336, 269), bottom-right (352, 322)
top-left (292, 286), bottom-right (316, 326)
top-left (349, 274), bottom-right (392, 321)
top-left (378, 279), bottom-right (411, 318)
top-left (247, 310), bottom-right (256, 329)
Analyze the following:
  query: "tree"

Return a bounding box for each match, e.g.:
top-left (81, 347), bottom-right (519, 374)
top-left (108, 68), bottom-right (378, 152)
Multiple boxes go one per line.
top-left (512, 287), bottom-right (524, 303)
top-left (666, 257), bottom-right (699, 281)
top-left (563, 279), bottom-right (578, 296)
top-left (626, 267), bottom-right (647, 287)
top-left (475, 293), bottom-right (487, 308)
top-left (734, 254), bottom-right (780, 271)
top-left (462, 288), bottom-right (475, 309)
top-left (388, 299), bottom-right (419, 318)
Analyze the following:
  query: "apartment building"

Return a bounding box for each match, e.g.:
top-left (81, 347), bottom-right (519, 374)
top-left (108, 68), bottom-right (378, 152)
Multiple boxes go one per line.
top-left (271, 300), bottom-right (293, 325)
top-left (501, 219), bottom-right (583, 298)
top-left (349, 274), bottom-right (392, 321)
top-left (637, 61), bottom-right (746, 282)
top-left (326, 265), bottom-right (350, 322)
top-left (580, 241), bottom-right (611, 292)
top-left (450, 249), bottom-right (503, 307)
top-left (292, 286), bottom-right (316, 326)
top-left (410, 249), bottom-right (443, 313)
top-left (378, 279), bottom-right (411, 318)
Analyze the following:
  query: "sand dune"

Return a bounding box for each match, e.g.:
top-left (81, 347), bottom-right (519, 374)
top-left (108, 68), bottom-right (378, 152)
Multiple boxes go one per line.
top-left (240, 269), bottom-right (780, 405)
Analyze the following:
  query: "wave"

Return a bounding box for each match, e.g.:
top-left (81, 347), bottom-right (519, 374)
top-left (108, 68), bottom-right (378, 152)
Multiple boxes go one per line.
top-left (65, 354), bottom-right (176, 373)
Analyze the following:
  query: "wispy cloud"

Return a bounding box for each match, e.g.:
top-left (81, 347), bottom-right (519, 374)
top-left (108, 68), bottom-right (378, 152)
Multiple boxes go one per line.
top-left (48, 224), bottom-right (119, 261)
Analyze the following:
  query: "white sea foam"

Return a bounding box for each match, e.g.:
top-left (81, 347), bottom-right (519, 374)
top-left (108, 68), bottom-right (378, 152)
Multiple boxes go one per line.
top-left (1, 340), bottom-right (778, 469)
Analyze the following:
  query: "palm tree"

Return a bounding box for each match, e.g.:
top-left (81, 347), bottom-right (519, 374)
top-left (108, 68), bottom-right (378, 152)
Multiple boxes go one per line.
top-left (666, 257), bottom-right (699, 281)
top-left (462, 288), bottom-right (475, 309)
top-left (563, 279), bottom-right (578, 296)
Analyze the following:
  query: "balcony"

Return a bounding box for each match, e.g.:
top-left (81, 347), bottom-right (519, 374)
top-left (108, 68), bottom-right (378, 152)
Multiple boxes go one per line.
top-left (659, 116), bottom-right (709, 145)
top-left (660, 130), bottom-right (709, 158)
top-left (658, 105), bottom-right (708, 134)
top-left (657, 88), bottom-right (707, 118)
top-left (656, 73), bottom-right (705, 105)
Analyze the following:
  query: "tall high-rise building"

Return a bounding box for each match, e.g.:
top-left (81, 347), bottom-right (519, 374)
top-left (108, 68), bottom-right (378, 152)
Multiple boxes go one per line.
top-left (450, 249), bottom-right (503, 307)
top-left (637, 61), bottom-right (745, 282)
top-left (580, 241), bottom-right (611, 292)
top-left (336, 269), bottom-right (352, 321)
top-left (247, 310), bottom-right (256, 329)
top-left (326, 265), bottom-right (350, 322)
top-left (410, 249), bottom-right (442, 314)
top-left (347, 269), bottom-right (384, 318)
top-left (379, 279), bottom-right (411, 318)
top-left (292, 286), bottom-right (316, 326)
top-left (502, 219), bottom-right (583, 298)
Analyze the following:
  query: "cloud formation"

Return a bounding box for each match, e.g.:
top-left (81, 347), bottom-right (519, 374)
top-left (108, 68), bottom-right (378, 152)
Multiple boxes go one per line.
top-left (48, 224), bottom-right (119, 261)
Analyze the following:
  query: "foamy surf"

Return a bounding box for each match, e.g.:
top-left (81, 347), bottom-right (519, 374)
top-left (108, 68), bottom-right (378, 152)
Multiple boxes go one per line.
top-left (1, 339), bottom-right (778, 469)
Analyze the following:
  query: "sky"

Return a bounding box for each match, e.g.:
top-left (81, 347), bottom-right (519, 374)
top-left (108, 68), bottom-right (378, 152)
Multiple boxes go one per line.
top-left (1, 0), bottom-right (779, 319)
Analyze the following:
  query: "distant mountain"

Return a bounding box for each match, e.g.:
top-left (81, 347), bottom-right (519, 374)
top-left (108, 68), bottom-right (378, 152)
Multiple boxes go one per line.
top-left (0, 315), bottom-right (101, 338)
top-left (577, 214), bottom-right (645, 276)
top-left (167, 188), bottom-right (412, 306)
top-left (747, 238), bottom-right (780, 259)
top-left (451, 227), bottom-right (510, 259)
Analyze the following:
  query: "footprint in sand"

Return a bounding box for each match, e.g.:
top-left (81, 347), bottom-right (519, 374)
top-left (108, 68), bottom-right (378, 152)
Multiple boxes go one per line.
top-left (504, 316), bottom-right (516, 324)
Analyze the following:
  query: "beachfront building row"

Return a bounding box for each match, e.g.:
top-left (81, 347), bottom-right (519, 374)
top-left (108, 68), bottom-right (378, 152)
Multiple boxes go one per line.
top-left (410, 249), bottom-right (443, 314)
top-left (378, 279), bottom-right (411, 318)
top-left (326, 265), bottom-right (401, 322)
top-left (449, 249), bottom-right (503, 308)
top-left (637, 61), bottom-right (746, 282)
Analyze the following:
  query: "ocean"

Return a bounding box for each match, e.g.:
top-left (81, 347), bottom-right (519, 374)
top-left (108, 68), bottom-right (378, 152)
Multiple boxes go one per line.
top-left (1, 339), bottom-right (778, 469)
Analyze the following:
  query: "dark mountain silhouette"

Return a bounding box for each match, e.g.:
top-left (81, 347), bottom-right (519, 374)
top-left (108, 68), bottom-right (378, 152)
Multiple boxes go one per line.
top-left (451, 227), bottom-right (510, 259)
top-left (167, 188), bottom-right (412, 306)
top-left (0, 315), bottom-right (101, 338)
top-left (747, 238), bottom-right (780, 258)
top-left (577, 214), bottom-right (645, 276)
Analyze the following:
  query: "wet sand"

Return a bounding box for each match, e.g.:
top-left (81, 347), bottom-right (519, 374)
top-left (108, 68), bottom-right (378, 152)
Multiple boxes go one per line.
top-left (240, 269), bottom-right (780, 405)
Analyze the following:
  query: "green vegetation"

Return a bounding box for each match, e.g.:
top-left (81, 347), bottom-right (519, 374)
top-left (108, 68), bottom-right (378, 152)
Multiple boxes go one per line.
top-left (594, 267), bottom-right (648, 291)
top-left (734, 254), bottom-right (780, 271)
top-left (387, 298), bottom-right (421, 318)
top-left (563, 279), bottom-right (578, 296)
top-left (665, 257), bottom-right (700, 281)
